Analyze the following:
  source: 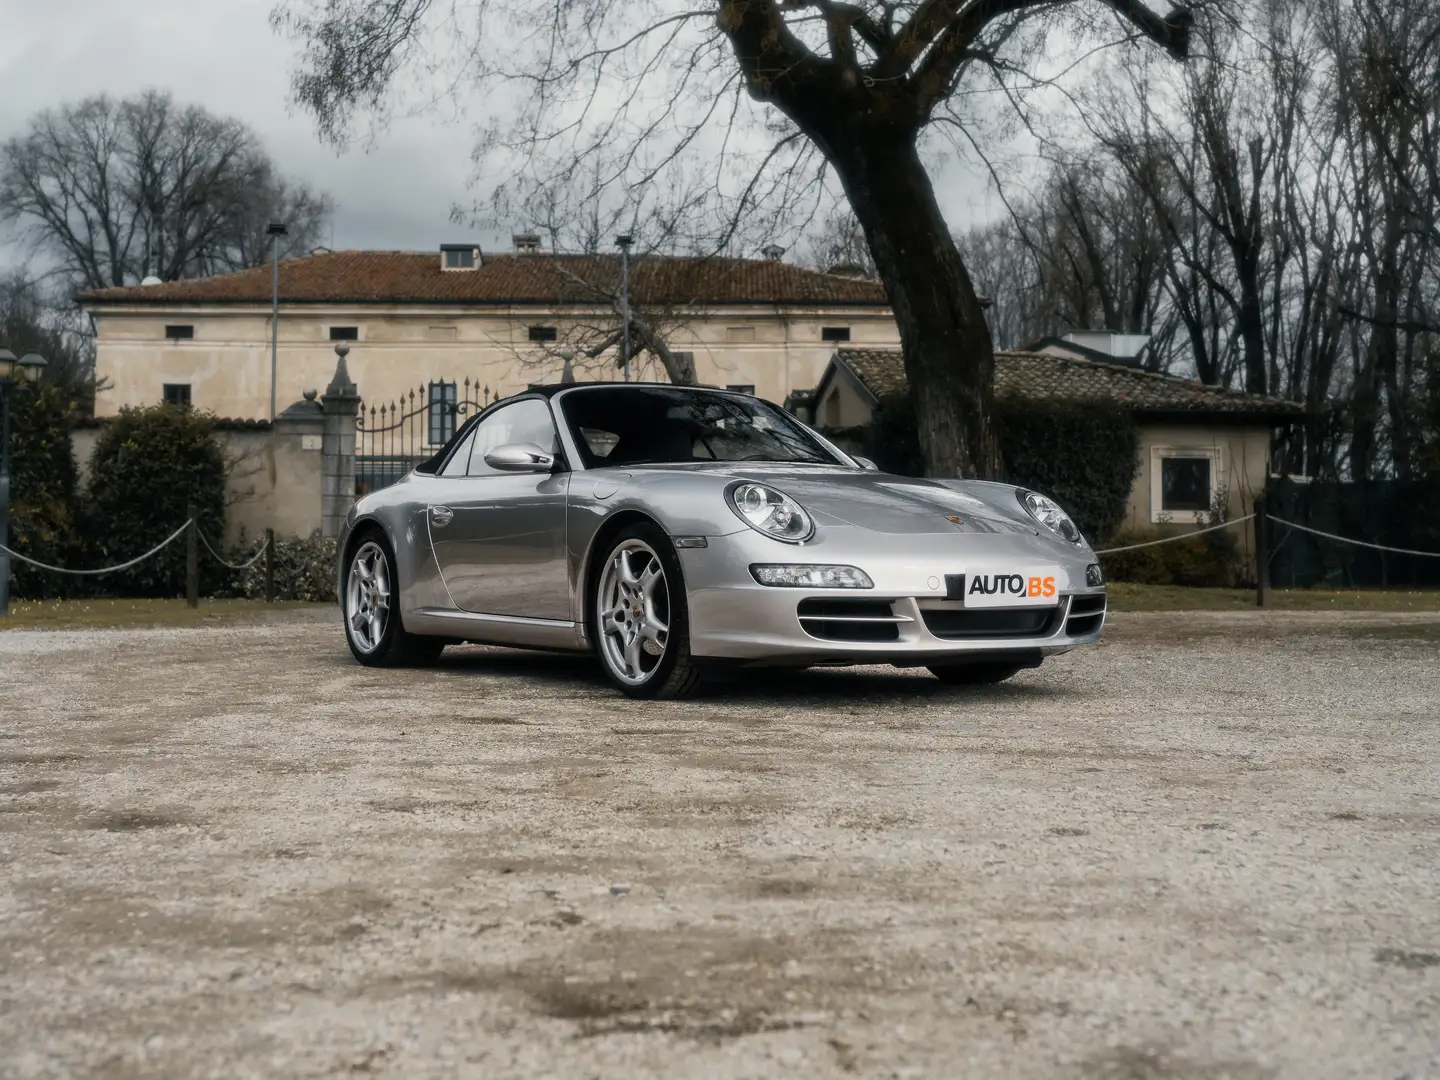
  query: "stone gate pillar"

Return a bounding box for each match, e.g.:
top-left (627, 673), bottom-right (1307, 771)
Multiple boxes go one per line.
top-left (321, 343), bottom-right (361, 539)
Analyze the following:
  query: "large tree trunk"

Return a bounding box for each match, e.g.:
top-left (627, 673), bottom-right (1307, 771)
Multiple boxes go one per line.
top-left (825, 129), bottom-right (1001, 479)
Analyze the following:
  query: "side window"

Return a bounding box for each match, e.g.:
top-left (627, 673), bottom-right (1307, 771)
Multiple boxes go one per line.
top-left (440, 429), bottom-right (478, 477)
top-left (466, 399), bottom-right (559, 476)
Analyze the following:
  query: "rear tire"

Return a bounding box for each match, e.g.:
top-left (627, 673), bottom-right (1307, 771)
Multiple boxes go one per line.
top-left (927, 662), bottom-right (1028, 686)
top-left (591, 522), bottom-right (702, 699)
top-left (343, 530), bottom-right (446, 667)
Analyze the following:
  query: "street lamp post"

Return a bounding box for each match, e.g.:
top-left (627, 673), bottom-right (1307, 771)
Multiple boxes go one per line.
top-left (616, 234), bottom-right (633, 382)
top-left (0, 350), bottom-right (49, 617)
top-left (267, 222), bottom-right (289, 421)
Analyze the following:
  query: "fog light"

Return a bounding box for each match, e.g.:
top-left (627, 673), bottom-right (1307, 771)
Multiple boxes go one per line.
top-left (1086, 563), bottom-right (1104, 587)
top-left (750, 564), bottom-right (874, 589)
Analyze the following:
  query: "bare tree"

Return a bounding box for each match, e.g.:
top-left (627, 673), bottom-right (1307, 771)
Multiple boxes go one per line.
top-left (533, 252), bottom-right (705, 386)
top-left (1318, 0), bottom-right (1440, 480)
top-left (0, 91), bottom-right (334, 291)
top-left (961, 158), bottom-right (1177, 365)
top-left (0, 270), bottom-right (97, 400)
top-left (272, 0), bottom-right (1197, 479)
top-left (800, 209), bottom-right (877, 279)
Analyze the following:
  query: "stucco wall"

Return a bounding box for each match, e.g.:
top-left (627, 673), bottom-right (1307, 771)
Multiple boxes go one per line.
top-left (70, 416), bottom-right (328, 547)
top-left (816, 375), bottom-right (874, 428)
top-left (90, 305), bottom-right (901, 421)
top-left (1117, 422), bottom-right (1272, 568)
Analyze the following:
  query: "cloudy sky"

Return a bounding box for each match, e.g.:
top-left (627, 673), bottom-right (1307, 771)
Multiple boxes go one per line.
top-left (0, 0), bottom-right (999, 268)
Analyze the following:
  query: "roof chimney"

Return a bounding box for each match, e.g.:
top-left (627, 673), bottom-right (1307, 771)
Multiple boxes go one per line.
top-left (761, 244), bottom-right (785, 261)
top-left (513, 232), bottom-right (543, 254)
top-left (825, 261), bottom-right (868, 278)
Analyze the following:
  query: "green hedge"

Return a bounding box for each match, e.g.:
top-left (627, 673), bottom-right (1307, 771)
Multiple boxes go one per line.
top-left (854, 395), bottom-right (1140, 543)
top-left (1099, 526), bottom-right (1240, 587)
top-left (83, 406), bottom-right (228, 597)
top-left (234, 535), bottom-right (338, 602)
top-left (7, 379), bottom-right (86, 599)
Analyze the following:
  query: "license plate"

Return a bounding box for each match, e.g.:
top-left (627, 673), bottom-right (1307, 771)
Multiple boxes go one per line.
top-left (954, 567), bottom-right (1066, 608)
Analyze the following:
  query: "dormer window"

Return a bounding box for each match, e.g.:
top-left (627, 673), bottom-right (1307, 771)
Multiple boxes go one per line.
top-left (441, 244), bottom-right (479, 271)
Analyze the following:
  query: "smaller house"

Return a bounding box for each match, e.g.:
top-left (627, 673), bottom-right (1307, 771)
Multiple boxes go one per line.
top-left (802, 348), bottom-right (1304, 534)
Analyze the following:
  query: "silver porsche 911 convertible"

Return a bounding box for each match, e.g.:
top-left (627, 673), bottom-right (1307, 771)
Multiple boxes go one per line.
top-left (337, 383), bottom-right (1107, 698)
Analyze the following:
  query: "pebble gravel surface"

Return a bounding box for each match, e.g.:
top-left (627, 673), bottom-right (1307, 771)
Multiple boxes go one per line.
top-left (1, 609), bottom-right (1438, 1079)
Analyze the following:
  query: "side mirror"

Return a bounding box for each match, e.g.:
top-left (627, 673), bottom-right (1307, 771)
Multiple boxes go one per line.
top-left (853, 455), bottom-right (880, 471)
top-left (484, 442), bottom-right (556, 473)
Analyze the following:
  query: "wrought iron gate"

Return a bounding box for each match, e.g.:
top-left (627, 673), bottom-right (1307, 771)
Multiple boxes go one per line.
top-left (356, 377), bottom-right (497, 495)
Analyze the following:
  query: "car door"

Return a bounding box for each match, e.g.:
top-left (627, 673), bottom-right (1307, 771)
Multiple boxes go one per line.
top-left (427, 397), bottom-right (571, 620)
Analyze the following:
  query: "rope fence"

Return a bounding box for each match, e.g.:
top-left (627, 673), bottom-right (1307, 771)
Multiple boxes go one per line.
top-left (0, 513), bottom-right (1436, 587)
top-left (1093, 512), bottom-right (1440, 560)
top-left (1268, 516), bottom-right (1440, 559)
top-left (196, 529), bottom-right (271, 572)
top-left (1094, 515), bottom-right (1256, 555)
top-left (0, 520), bottom-right (195, 575)
top-left (0, 521), bottom-right (273, 575)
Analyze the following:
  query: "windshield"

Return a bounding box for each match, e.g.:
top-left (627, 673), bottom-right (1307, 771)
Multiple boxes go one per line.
top-left (559, 386), bottom-right (844, 468)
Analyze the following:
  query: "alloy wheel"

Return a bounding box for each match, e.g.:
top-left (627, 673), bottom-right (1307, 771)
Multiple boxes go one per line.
top-left (347, 541), bottom-right (391, 653)
top-left (596, 538), bottom-right (671, 685)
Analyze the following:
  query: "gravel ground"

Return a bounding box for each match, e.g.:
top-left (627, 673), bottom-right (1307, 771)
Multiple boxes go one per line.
top-left (1, 609), bottom-right (1437, 1080)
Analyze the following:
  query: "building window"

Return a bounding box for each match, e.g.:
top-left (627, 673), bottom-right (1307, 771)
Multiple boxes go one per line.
top-left (528, 325), bottom-right (558, 342)
top-left (329, 326), bottom-right (359, 341)
top-left (821, 326), bottom-right (851, 342)
top-left (726, 384), bottom-right (756, 396)
top-left (428, 381), bottom-right (458, 446)
top-left (164, 324), bottom-right (194, 340)
top-left (442, 246), bottom-right (477, 270)
top-left (725, 326), bottom-right (756, 343)
top-left (162, 383), bottom-right (192, 407)
top-left (1150, 447), bottom-right (1220, 523)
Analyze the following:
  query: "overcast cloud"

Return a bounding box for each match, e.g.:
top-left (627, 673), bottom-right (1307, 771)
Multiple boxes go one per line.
top-left (0, 0), bottom-right (997, 273)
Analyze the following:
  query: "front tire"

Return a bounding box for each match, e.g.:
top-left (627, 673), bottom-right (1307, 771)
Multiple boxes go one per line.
top-left (591, 522), bottom-right (702, 699)
top-left (344, 531), bottom-right (446, 667)
top-left (927, 662), bottom-right (1028, 686)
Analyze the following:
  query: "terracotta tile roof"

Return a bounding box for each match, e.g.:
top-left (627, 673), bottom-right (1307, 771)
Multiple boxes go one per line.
top-left (78, 250), bottom-right (889, 307)
top-left (835, 347), bottom-right (1306, 418)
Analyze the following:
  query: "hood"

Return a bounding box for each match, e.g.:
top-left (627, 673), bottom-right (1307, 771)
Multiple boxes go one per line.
top-left (637, 463), bottom-right (1043, 537)
top-left (776, 474), bottom-right (1041, 536)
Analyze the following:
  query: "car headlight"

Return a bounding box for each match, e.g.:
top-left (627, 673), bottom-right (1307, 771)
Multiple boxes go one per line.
top-left (750, 564), bottom-right (873, 588)
top-left (726, 482), bottom-right (814, 543)
top-left (1017, 489), bottom-right (1083, 544)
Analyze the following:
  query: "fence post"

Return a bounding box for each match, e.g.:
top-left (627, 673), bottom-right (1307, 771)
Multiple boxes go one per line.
top-left (264, 528), bottom-right (275, 603)
top-left (185, 505), bottom-right (199, 609)
top-left (1255, 495), bottom-right (1270, 608)
top-left (321, 343), bottom-right (361, 539)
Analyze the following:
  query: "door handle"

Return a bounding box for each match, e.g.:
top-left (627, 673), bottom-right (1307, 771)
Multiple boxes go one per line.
top-left (430, 505), bottom-right (454, 528)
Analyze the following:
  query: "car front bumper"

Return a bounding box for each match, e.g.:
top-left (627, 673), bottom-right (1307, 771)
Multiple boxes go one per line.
top-left (677, 526), bottom-right (1106, 666)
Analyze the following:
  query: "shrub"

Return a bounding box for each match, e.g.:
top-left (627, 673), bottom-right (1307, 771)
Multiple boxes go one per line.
top-left (6, 378), bottom-right (86, 599)
top-left (83, 406), bottom-right (227, 597)
top-left (851, 394), bottom-right (1139, 542)
top-left (235, 535), bottom-right (337, 602)
top-left (1100, 491), bottom-right (1242, 587)
top-left (1100, 526), bottom-right (1241, 587)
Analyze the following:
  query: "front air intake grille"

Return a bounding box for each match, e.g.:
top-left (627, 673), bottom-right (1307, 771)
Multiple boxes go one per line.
top-left (797, 598), bottom-right (904, 642)
top-left (1065, 593), bottom-right (1107, 636)
top-left (921, 606), bottom-right (1060, 640)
